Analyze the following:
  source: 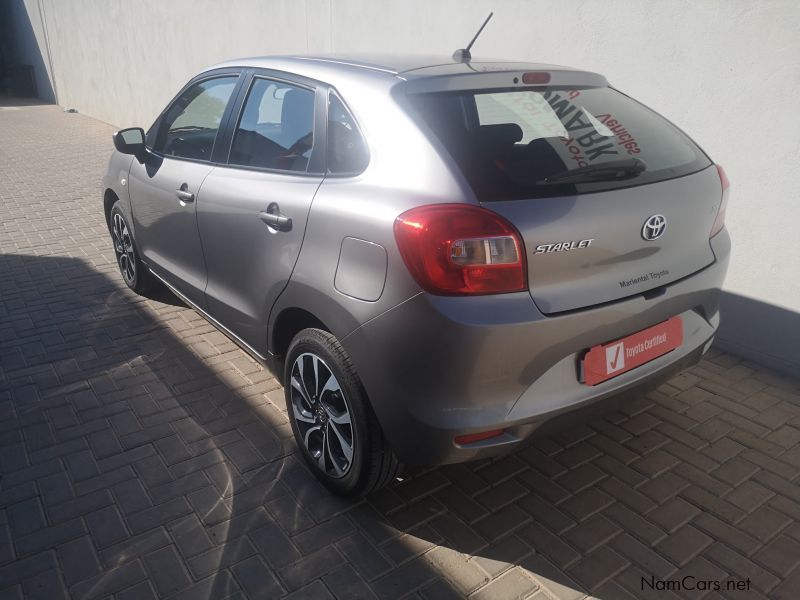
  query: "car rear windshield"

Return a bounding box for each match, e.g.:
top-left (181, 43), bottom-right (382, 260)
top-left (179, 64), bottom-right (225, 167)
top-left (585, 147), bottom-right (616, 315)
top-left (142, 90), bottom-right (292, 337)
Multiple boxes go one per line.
top-left (409, 86), bottom-right (711, 200)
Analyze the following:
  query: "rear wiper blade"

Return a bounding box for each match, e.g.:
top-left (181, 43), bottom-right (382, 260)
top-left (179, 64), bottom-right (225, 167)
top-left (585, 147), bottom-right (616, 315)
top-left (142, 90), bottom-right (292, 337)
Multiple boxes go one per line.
top-left (538, 159), bottom-right (647, 185)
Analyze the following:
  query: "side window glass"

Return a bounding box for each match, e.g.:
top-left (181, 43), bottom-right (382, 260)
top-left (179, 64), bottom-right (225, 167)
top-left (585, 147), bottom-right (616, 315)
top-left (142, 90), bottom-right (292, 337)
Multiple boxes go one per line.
top-left (327, 94), bottom-right (369, 174)
top-left (229, 78), bottom-right (315, 172)
top-left (152, 76), bottom-right (237, 160)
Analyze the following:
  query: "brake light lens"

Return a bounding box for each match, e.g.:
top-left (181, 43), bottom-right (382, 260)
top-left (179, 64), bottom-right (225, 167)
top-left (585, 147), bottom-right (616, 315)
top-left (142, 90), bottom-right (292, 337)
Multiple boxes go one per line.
top-left (394, 204), bottom-right (527, 295)
top-left (522, 72), bottom-right (551, 85)
top-left (710, 164), bottom-right (730, 238)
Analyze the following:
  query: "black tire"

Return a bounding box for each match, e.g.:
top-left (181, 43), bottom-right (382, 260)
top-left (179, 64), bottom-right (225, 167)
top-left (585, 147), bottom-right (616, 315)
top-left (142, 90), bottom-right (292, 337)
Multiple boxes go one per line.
top-left (109, 202), bottom-right (154, 294)
top-left (284, 328), bottom-right (400, 496)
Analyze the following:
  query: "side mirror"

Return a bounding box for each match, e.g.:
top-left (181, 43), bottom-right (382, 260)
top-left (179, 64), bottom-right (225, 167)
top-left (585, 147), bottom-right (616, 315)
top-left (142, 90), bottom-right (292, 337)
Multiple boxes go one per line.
top-left (113, 127), bottom-right (147, 162)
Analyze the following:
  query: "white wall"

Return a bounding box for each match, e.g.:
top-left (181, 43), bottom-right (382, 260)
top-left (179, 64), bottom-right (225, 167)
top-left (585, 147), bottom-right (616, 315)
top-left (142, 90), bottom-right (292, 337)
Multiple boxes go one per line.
top-left (17, 0), bottom-right (800, 369)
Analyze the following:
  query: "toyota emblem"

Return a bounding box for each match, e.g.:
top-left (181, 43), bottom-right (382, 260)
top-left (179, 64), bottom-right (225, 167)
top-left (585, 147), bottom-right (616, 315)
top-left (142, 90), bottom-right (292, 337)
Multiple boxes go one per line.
top-left (642, 214), bottom-right (666, 241)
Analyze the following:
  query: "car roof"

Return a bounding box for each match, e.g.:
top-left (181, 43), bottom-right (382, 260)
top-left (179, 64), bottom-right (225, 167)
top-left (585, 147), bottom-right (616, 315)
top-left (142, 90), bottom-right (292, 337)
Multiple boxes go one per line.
top-left (209, 53), bottom-right (595, 80)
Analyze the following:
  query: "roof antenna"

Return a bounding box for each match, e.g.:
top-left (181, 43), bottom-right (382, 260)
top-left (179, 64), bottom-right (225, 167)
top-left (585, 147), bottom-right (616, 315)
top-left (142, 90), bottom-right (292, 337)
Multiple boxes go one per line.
top-left (452, 12), bottom-right (494, 63)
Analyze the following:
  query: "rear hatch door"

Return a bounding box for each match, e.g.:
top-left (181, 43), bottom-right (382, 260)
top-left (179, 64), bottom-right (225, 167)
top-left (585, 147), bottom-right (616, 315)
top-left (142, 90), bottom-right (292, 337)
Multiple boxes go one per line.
top-left (408, 79), bottom-right (720, 313)
top-left (487, 167), bottom-right (720, 313)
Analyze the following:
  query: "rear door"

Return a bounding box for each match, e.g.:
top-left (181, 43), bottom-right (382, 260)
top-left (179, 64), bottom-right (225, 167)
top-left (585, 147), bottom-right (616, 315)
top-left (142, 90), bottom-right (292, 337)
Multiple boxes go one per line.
top-left (130, 72), bottom-right (241, 307)
top-left (196, 71), bottom-right (326, 352)
top-left (409, 82), bottom-right (721, 314)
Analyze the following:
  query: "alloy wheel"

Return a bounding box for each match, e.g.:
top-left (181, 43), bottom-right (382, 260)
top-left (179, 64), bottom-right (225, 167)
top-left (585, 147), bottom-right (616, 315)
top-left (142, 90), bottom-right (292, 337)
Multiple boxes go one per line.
top-left (111, 212), bottom-right (136, 285)
top-left (290, 352), bottom-right (354, 478)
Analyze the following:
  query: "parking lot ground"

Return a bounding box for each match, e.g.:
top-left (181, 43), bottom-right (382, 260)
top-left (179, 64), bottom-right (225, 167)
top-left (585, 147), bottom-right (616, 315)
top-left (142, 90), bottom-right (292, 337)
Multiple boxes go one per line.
top-left (2, 102), bottom-right (800, 599)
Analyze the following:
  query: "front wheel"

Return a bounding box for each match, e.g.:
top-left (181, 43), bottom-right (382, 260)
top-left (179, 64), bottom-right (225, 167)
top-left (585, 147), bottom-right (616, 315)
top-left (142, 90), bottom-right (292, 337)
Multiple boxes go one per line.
top-left (284, 328), bottom-right (400, 496)
top-left (109, 202), bottom-right (153, 294)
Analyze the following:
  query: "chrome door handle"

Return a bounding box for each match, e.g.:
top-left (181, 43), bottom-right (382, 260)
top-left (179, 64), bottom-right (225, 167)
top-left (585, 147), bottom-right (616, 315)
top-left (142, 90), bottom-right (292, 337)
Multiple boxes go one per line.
top-left (260, 202), bottom-right (292, 232)
top-left (260, 211), bottom-right (292, 231)
top-left (175, 189), bottom-right (195, 203)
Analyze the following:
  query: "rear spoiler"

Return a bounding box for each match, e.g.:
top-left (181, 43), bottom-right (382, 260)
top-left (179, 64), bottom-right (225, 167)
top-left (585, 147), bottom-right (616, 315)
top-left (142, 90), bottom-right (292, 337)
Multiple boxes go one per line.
top-left (404, 69), bottom-right (608, 94)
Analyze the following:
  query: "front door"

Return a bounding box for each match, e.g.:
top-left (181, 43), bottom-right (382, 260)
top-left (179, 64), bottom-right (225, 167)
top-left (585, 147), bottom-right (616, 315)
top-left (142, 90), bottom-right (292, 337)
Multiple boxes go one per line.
top-left (130, 74), bottom-right (239, 307)
top-left (198, 75), bottom-right (324, 352)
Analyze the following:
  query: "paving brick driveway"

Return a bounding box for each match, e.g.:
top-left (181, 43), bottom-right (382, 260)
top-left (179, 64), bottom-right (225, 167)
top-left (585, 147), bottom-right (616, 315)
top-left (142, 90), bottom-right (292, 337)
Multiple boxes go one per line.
top-left (2, 102), bottom-right (800, 600)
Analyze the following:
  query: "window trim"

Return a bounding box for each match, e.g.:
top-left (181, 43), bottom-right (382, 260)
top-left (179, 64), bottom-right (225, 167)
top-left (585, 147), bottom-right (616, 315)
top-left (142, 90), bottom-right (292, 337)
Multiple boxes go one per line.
top-left (220, 70), bottom-right (326, 177)
top-left (325, 89), bottom-right (371, 178)
top-left (145, 69), bottom-right (244, 166)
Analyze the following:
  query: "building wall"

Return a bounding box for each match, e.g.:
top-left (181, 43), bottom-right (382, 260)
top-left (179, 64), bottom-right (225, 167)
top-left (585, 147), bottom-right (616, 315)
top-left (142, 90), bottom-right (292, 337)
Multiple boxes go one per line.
top-left (2, 0), bottom-right (56, 101)
top-left (13, 0), bottom-right (800, 371)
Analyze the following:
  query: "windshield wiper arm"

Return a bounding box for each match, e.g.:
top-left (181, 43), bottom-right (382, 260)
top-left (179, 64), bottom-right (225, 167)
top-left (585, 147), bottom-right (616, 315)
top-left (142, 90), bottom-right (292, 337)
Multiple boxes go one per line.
top-left (538, 159), bottom-right (647, 185)
top-left (169, 125), bottom-right (212, 134)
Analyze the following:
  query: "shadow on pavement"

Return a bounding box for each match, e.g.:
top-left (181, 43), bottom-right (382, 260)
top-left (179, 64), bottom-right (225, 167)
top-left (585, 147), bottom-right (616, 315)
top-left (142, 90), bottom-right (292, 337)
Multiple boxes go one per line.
top-left (2, 252), bottom-right (800, 599)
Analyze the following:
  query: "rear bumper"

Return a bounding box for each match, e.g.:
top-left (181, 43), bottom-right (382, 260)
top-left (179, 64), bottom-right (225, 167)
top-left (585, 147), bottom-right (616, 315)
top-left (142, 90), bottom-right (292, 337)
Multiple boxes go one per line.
top-left (342, 231), bottom-right (730, 465)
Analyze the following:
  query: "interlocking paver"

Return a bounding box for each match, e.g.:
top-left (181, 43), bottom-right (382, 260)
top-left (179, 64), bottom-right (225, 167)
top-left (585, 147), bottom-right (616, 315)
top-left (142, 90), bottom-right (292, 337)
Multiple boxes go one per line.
top-left (383, 523), bottom-right (441, 565)
top-left (98, 526), bottom-right (171, 568)
top-left (231, 554), bottom-right (286, 598)
top-left (55, 535), bottom-right (102, 587)
top-left (609, 533), bottom-right (675, 579)
top-left (2, 101), bottom-right (800, 599)
top-left (112, 477), bottom-right (153, 515)
top-left (142, 544), bottom-right (193, 596)
top-left (655, 525), bottom-right (713, 567)
top-left (14, 518), bottom-right (85, 557)
top-left (518, 522), bottom-right (580, 569)
top-left (280, 545), bottom-right (346, 591)
top-left (6, 498), bottom-right (46, 537)
top-left (69, 559), bottom-right (147, 600)
top-left (739, 505), bottom-right (792, 542)
top-left (471, 567), bottom-right (537, 600)
top-left (752, 534), bottom-right (800, 577)
top-left (116, 581), bottom-right (158, 600)
top-left (84, 505), bottom-right (129, 548)
top-left (567, 547), bottom-right (628, 590)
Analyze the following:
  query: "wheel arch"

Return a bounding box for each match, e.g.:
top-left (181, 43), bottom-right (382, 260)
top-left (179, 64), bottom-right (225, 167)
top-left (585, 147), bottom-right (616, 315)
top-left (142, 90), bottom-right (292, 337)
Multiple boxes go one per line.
top-left (105, 187), bottom-right (137, 239)
top-left (270, 306), bottom-right (332, 382)
top-left (104, 188), bottom-right (119, 227)
top-left (267, 279), bottom-right (365, 377)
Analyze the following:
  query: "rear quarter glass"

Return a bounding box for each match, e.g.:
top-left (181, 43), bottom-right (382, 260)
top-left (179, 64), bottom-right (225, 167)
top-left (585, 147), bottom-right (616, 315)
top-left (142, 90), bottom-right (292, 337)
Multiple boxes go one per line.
top-left (408, 86), bottom-right (711, 201)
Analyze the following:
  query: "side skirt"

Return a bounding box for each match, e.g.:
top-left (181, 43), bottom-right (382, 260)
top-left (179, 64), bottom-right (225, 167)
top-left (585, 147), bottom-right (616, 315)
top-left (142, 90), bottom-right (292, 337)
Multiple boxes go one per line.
top-left (147, 268), bottom-right (281, 377)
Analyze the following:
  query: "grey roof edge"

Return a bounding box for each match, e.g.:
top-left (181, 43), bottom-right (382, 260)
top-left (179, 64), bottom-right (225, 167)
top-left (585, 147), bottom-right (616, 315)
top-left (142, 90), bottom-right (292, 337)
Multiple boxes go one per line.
top-left (208, 53), bottom-right (600, 81)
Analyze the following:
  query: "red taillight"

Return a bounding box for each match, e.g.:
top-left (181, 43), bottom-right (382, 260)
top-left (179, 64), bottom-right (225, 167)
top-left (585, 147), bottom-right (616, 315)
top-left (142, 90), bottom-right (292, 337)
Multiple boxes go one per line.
top-left (710, 164), bottom-right (730, 238)
top-left (394, 205), bottom-right (527, 295)
top-left (455, 429), bottom-right (505, 445)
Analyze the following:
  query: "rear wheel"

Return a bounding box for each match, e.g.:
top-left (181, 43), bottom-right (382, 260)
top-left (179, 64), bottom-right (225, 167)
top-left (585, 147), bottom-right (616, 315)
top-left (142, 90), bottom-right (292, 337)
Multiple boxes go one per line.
top-left (109, 202), bottom-right (153, 294)
top-left (285, 328), bottom-right (400, 496)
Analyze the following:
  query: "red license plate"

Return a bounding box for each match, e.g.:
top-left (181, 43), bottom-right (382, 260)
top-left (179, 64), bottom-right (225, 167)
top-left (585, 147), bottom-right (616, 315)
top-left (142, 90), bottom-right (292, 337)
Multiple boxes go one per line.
top-left (582, 316), bottom-right (683, 386)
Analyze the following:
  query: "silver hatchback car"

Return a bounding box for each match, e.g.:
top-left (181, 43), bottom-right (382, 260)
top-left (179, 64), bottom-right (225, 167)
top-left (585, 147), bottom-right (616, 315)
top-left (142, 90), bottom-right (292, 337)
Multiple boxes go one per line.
top-left (103, 54), bottom-right (730, 496)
